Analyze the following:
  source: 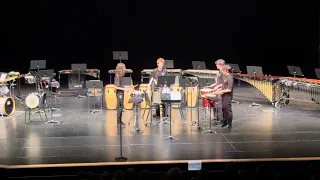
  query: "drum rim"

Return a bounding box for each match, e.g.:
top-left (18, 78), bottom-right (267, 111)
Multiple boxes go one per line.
top-left (0, 96), bottom-right (15, 116)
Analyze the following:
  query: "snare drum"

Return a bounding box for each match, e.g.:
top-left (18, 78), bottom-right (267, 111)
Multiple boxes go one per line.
top-left (104, 84), bottom-right (117, 110)
top-left (25, 93), bottom-right (42, 109)
top-left (139, 84), bottom-right (152, 108)
top-left (200, 88), bottom-right (213, 108)
top-left (0, 96), bottom-right (15, 116)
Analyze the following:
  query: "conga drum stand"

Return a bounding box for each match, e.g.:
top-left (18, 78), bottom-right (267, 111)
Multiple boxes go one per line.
top-left (129, 102), bottom-right (143, 134)
top-left (202, 100), bottom-right (217, 134)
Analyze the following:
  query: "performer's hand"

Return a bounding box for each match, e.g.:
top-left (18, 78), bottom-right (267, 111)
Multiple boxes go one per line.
top-left (153, 79), bottom-right (158, 85)
top-left (215, 91), bottom-right (222, 95)
top-left (213, 86), bottom-right (219, 91)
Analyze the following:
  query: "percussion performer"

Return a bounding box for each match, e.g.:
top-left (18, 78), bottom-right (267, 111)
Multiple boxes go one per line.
top-left (114, 63), bottom-right (132, 127)
top-left (214, 65), bottom-right (234, 128)
top-left (151, 58), bottom-right (168, 117)
top-left (208, 59), bottom-right (225, 123)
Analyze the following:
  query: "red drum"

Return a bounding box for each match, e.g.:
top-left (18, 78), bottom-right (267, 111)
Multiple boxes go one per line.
top-left (200, 88), bottom-right (213, 108)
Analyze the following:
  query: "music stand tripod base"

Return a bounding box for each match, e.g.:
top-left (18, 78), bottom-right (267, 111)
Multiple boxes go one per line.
top-left (163, 135), bottom-right (178, 140)
top-left (249, 102), bottom-right (261, 107)
top-left (115, 156), bottom-right (128, 162)
top-left (45, 120), bottom-right (60, 124)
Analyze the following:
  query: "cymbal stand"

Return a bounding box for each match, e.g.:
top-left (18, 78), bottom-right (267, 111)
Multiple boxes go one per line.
top-left (9, 80), bottom-right (23, 105)
top-left (129, 102), bottom-right (143, 134)
top-left (202, 101), bottom-right (217, 134)
top-left (250, 72), bottom-right (261, 107)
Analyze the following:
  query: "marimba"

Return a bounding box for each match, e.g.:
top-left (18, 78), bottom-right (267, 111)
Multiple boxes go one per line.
top-left (233, 73), bottom-right (282, 106)
top-left (278, 77), bottom-right (320, 106)
top-left (58, 69), bottom-right (100, 90)
top-left (182, 69), bottom-right (219, 79)
top-left (141, 69), bottom-right (182, 83)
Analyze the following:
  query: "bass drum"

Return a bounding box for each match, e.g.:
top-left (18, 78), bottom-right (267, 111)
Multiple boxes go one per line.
top-left (0, 96), bottom-right (15, 116)
top-left (104, 84), bottom-right (117, 110)
top-left (25, 93), bottom-right (42, 109)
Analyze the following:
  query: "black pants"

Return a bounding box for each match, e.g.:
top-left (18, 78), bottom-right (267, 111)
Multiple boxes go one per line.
top-left (155, 104), bottom-right (167, 116)
top-left (221, 93), bottom-right (233, 126)
top-left (116, 92), bottom-right (124, 123)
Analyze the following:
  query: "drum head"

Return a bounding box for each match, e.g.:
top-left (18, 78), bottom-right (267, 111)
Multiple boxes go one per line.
top-left (25, 94), bottom-right (40, 109)
top-left (4, 97), bottom-right (15, 115)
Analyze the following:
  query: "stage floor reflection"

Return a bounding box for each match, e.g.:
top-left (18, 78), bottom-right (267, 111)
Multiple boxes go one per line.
top-left (0, 84), bottom-right (320, 165)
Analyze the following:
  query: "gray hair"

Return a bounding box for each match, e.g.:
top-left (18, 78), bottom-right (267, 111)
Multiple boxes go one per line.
top-left (215, 59), bottom-right (225, 65)
top-left (222, 64), bottom-right (232, 71)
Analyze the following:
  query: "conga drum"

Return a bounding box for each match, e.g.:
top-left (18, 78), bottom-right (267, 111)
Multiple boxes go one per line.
top-left (123, 86), bottom-right (134, 110)
top-left (185, 86), bottom-right (198, 108)
top-left (171, 85), bottom-right (183, 108)
top-left (200, 88), bottom-right (213, 108)
top-left (0, 96), bottom-right (15, 116)
top-left (104, 84), bottom-right (117, 110)
top-left (139, 84), bottom-right (152, 108)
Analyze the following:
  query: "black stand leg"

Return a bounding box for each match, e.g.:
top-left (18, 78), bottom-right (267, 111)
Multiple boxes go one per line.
top-left (163, 103), bottom-right (178, 140)
top-left (202, 102), bottom-right (217, 134)
top-left (115, 113), bottom-right (127, 162)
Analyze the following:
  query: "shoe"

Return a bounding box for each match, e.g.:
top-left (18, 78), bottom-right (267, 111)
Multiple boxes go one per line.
top-left (213, 120), bottom-right (222, 125)
top-left (227, 124), bottom-right (232, 129)
top-left (153, 113), bottom-right (160, 117)
top-left (217, 124), bottom-right (227, 128)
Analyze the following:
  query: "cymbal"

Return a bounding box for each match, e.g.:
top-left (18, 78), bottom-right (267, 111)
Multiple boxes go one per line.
top-left (0, 76), bottom-right (18, 83)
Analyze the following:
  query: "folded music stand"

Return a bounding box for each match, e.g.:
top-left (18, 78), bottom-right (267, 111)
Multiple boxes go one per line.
top-left (247, 66), bottom-right (263, 107)
top-left (287, 65), bottom-right (304, 78)
top-left (198, 78), bottom-right (215, 88)
top-left (165, 60), bottom-right (174, 69)
top-left (192, 61), bottom-right (206, 70)
top-left (72, 64), bottom-right (87, 99)
top-left (315, 68), bottom-right (320, 79)
top-left (30, 60), bottom-right (46, 71)
top-left (228, 63), bottom-right (241, 73)
top-left (86, 80), bottom-right (103, 114)
top-left (113, 51), bottom-right (128, 63)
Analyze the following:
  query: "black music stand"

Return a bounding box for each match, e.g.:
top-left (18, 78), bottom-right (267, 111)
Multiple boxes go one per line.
top-left (158, 76), bottom-right (175, 124)
top-left (192, 61), bottom-right (206, 70)
top-left (247, 66), bottom-right (263, 107)
top-left (158, 76), bottom-right (179, 140)
top-left (315, 68), bottom-right (320, 79)
top-left (287, 65), bottom-right (304, 78)
top-left (228, 63), bottom-right (241, 103)
top-left (115, 77), bottom-right (129, 162)
top-left (191, 78), bottom-right (205, 132)
top-left (165, 60), bottom-right (174, 69)
top-left (30, 60), bottom-right (46, 71)
top-left (86, 80), bottom-right (103, 114)
top-left (113, 51), bottom-right (128, 63)
top-left (72, 64), bottom-right (87, 99)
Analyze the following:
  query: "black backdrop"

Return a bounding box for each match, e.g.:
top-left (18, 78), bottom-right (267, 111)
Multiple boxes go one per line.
top-left (1, 1), bottom-right (319, 84)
